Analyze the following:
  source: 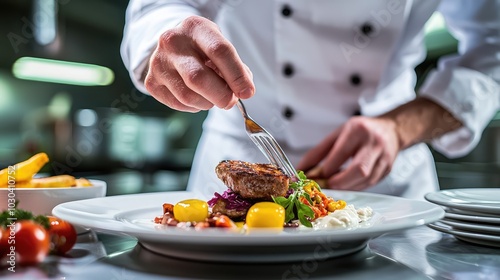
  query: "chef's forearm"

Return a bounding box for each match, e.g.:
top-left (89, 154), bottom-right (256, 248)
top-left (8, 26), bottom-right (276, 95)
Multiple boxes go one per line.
top-left (378, 97), bottom-right (463, 150)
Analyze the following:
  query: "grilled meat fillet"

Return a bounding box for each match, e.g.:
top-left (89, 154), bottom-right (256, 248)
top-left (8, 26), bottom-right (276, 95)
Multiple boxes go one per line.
top-left (215, 160), bottom-right (290, 200)
top-left (211, 199), bottom-right (248, 219)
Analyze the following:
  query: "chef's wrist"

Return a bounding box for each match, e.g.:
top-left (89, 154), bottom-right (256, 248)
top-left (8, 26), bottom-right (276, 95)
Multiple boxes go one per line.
top-left (375, 114), bottom-right (406, 152)
top-left (378, 97), bottom-right (463, 150)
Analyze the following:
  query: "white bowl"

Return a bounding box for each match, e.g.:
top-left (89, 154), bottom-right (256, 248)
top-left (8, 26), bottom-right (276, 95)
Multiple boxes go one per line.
top-left (0, 179), bottom-right (106, 216)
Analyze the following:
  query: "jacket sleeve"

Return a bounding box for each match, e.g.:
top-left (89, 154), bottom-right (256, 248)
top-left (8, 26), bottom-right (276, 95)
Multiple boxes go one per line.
top-left (120, 0), bottom-right (220, 93)
top-left (418, 0), bottom-right (500, 158)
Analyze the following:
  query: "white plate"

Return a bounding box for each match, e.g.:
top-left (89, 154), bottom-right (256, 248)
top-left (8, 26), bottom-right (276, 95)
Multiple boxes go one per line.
top-left (0, 179), bottom-right (106, 215)
top-left (425, 188), bottom-right (500, 215)
top-left (428, 222), bottom-right (500, 248)
top-left (440, 218), bottom-right (500, 235)
top-left (446, 207), bottom-right (499, 218)
top-left (444, 212), bottom-right (500, 225)
top-left (53, 190), bottom-right (444, 263)
top-left (444, 212), bottom-right (500, 224)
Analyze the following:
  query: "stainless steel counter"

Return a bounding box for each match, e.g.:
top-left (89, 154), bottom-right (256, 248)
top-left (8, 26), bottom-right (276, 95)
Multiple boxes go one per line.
top-left (2, 225), bottom-right (499, 280)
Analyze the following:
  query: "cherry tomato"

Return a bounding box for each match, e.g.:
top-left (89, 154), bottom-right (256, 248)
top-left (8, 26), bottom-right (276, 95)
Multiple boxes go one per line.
top-left (12, 220), bottom-right (50, 265)
top-left (47, 216), bottom-right (77, 255)
top-left (0, 227), bottom-right (9, 257)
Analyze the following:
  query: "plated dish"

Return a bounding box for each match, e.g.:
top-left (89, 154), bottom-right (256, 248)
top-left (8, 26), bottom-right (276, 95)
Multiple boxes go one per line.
top-left (53, 190), bottom-right (444, 262)
top-left (153, 161), bottom-right (372, 232)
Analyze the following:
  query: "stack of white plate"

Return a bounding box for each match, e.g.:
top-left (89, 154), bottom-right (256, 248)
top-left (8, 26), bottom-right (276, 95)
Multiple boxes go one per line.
top-left (425, 188), bottom-right (500, 248)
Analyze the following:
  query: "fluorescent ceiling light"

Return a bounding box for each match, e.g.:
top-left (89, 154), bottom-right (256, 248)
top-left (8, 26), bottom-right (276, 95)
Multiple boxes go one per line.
top-left (34, 0), bottom-right (57, 46)
top-left (12, 57), bottom-right (114, 86)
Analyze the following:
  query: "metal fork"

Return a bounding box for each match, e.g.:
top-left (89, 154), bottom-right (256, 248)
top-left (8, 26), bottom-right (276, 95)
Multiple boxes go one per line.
top-left (236, 99), bottom-right (299, 180)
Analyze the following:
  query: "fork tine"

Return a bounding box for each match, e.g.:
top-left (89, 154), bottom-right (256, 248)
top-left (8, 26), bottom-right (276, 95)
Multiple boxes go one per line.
top-left (252, 136), bottom-right (280, 168)
top-left (238, 99), bottom-right (298, 179)
top-left (253, 136), bottom-right (281, 168)
top-left (258, 135), bottom-right (296, 178)
top-left (259, 136), bottom-right (287, 170)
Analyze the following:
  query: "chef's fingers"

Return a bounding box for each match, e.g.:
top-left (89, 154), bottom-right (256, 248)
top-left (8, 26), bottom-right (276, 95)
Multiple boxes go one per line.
top-left (305, 166), bottom-right (322, 179)
top-left (173, 55), bottom-right (238, 109)
top-left (297, 129), bottom-right (341, 172)
top-left (153, 27), bottom-right (238, 110)
top-left (144, 74), bottom-right (201, 112)
top-left (326, 145), bottom-right (380, 190)
top-left (243, 63), bottom-right (254, 80)
top-left (368, 160), bottom-right (391, 187)
top-left (165, 69), bottom-right (217, 110)
top-left (320, 127), bottom-right (362, 178)
top-left (345, 160), bottom-right (390, 191)
top-left (204, 59), bottom-right (240, 109)
top-left (189, 17), bottom-right (255, 99)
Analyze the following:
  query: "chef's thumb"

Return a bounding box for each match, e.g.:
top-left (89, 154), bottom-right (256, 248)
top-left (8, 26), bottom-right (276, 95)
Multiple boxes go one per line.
top-left (236, 64), bottom-right (255, 99)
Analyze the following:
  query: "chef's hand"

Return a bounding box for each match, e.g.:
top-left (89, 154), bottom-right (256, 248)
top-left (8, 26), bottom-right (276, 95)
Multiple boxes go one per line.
top-left (144, 16), bottom-right (255, 112)
top-left (298, 97), bottom-right (463, 190)
top-left (297, 116), bottom-right (400, 191)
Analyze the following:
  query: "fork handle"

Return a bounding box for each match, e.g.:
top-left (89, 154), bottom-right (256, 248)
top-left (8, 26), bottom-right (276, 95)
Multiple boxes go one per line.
top-left (236, 99), bottom-right (248, 117)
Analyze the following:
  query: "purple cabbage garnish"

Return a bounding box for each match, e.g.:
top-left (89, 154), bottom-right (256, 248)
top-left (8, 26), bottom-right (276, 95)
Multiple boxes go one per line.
top-left (207, 189), bottom-right (253, 211)
top-left (285, 188), bottom-right (294, 198)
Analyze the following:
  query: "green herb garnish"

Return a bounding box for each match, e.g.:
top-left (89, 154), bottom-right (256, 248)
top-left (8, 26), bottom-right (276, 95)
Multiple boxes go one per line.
top-left (272, 171), bottom-right (316, 227)
top-left (0, 200), bottom-right (50, 230)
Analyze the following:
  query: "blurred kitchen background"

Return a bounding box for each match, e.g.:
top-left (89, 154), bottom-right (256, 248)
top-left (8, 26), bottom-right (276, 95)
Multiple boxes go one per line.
top-left (0, 0), bottom-right (498, 195)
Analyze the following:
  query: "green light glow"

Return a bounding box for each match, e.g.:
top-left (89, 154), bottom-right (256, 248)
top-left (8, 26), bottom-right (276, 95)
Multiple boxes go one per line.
top-left (12, 57), bottom-right (114, 86)
top-left (424, 12), bottom-right (446, 35)
top-left (0, 76), bottom-right (13, 110)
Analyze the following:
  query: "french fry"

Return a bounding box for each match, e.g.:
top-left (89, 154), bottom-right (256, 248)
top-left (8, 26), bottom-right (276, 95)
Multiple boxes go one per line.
top-left (0, 153), bottom-right (49, 186)
top-left (30, 175), bottom-right (76, 188)
top-left (0, 152), bottom-right (93, 189)
top-left (75, 178), bottom-right (93, 187)
top-left (11, 181), bottom-right (34, 188)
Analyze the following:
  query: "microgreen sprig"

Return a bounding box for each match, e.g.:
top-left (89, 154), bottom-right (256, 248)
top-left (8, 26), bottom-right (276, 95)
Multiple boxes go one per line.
top-left (0, 200), bottom-right (50, 230)
top-left (272, 171), bottom-right (316, 227)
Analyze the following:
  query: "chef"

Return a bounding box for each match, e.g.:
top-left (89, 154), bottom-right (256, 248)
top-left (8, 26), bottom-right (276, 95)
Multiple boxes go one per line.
top-left (121, 0), bottom-right (500, 199)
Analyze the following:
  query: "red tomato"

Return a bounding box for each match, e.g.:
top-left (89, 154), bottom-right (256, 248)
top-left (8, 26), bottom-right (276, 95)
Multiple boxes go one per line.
top-left (0, 227), bottom-right (9, 257)
top-left (153, 215), bottom-right (163, 224)
top-left (47, 216), bottom-right (77, 255)
top-left (214, 215), bottom-right (236, 228)
top-left (12, 220), bottom-right (50, 265)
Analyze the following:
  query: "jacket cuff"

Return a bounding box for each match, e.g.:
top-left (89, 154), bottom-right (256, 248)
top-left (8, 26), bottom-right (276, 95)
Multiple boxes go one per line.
top-left (419, 67), bottom-right (500, 158)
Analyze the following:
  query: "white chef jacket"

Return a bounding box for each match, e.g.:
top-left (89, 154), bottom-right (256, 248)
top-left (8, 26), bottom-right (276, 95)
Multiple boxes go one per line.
top-left (121, 0), bottom-right (500, 199)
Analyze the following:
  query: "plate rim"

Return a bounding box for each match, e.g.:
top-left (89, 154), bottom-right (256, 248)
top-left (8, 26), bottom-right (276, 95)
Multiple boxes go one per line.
top-left (454, 236), bottom-right (500, 248)
top-left (53, 190), bottom-right (444, 245)
top-left (440, 218), bottom-right (500, 235)
top-left (428, 222), bottom-right (500, 243)
top-left (425, 188), bottom-right (500, 215)
top-left (446, 207), bottom-right (499, 217)
top-left (444, 212), bottom-right (500, 225)
top-left (0, 179), bottom-right (107, 191)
